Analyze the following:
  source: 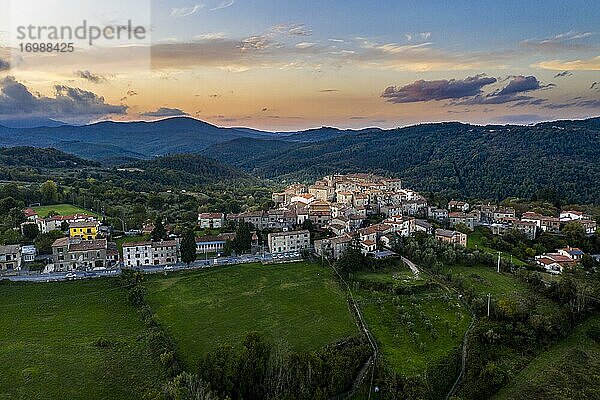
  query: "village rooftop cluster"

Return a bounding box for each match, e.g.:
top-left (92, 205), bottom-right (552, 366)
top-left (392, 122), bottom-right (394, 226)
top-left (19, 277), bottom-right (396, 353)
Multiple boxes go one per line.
top-left (0, 173), bottom-right (597, 275)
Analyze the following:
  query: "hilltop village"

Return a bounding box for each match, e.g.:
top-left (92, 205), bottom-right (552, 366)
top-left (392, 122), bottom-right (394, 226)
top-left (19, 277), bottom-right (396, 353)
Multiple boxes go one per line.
top-left (1, 173), bottom-right (596, 276)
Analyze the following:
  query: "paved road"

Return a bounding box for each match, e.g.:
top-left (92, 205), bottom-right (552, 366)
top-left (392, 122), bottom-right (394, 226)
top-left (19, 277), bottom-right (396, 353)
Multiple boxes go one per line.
top-left (400, 255), bottom-right (421, 278)
top-left (1, 251), bottom-right (303, 283)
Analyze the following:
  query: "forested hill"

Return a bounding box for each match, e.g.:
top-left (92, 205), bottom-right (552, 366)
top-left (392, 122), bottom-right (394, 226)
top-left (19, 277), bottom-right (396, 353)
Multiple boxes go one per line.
top-left (202, 117), bottom-right (600, 204)
top-left (0, 147), bottom-right (99, 168)
top-left (116, 153), bottom-right (259, 187)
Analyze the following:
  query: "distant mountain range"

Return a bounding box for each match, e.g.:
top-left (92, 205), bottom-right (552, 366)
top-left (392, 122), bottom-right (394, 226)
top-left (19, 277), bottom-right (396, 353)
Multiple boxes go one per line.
top-left (1, 116), bottom-right (599, 203)
top-left (0, 117), bottom-right (275, 161)
top-left (0, 117), bottom-right (376, 162)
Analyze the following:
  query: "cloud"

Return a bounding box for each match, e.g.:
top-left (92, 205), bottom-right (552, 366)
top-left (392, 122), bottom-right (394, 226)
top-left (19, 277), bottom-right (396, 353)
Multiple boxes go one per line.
top-left (382, 74), bottom-right (497, 103)
top-left (553, 71), bottom-right (572, 78)
top-left (496, 75), bottom-right (552, 96)
top-left (170, 5), bottom-right (203, 17)
top-left (75, 70), bottom-right (106, 83)
top-left (542, 97), bottom-right (600, 109)
top-left (273, 24), bottom-right (313, 36)
top-left (0, 76), bottom-right (126, 123)
top-left (520, 31), bottom-right (594, 52)
top-left (295, 42), bottom-right (316, 49)
top-left (210, 0), bottom-right (234, 11)
top-left (194, 33), bottom-right (227, 41)
top-left (348, 38), bottom-right (514, 72)
top-left (141, 107), bottom-right (188, 117)
top-left (533, 55), bottom-right (600, 71)
top-left (127, 90), bottom-right (138, 96)
top-left (0, 58), bottom-right (10, 71)
top-left (456, 75), bottom-right (552, 105)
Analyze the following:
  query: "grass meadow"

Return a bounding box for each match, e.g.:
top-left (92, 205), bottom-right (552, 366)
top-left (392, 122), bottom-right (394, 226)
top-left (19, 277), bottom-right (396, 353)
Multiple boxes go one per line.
top-left (144, 261), bottom-right (358, 367)
top-left (0, 279), bottom-right (163, 400)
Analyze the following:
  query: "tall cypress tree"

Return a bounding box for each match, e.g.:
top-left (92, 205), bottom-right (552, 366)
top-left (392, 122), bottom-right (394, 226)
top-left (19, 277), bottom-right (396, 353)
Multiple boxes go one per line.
top-left (151, 217), bottom-right (167, 241)
top-left (180, 229), bottom-right (197, 265)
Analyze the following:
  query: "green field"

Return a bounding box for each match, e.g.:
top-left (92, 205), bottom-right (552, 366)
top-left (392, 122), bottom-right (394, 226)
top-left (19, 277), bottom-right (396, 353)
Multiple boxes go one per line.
top-left (32, 203), bottom-right (100, 218)
top-left (0, 279), bottom-right (163, 400)
top-left (468, 228), bottom-right (526, 266)
top-left (442, 263), bottom-right (530, 298)
top-left (350, 261), bottom-right (469, 377)
top-left (494, 315), bottom-right (600, 400)
top-left (353, 269), bottom-right (427, 286)
top-left (356, 285), bottom-right (469, 376)
top-left (144, 262), bottom-right (358, 367)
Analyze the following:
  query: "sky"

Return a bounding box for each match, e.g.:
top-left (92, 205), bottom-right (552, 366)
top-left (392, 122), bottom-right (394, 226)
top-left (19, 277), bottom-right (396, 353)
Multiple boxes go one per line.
top-left (0, 0), bottom-right (599, 130)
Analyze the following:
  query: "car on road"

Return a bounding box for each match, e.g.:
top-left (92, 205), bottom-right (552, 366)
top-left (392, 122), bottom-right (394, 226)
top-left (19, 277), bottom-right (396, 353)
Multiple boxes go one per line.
top-left (65, 273), bottom-right (77, 279)
top-left (164, 265), bottom-right (174, 270)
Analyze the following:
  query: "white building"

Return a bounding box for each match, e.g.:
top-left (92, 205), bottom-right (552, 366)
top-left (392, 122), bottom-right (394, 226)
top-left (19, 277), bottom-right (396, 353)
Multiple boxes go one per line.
top-left (21, 245), bottom-right (36, 263)
top-left (198, 213), bottom-right (225, 229)
top-left (267, 230), bottom-right (310, 254)
top-left (123, 240), bottom-right (178, 267)
top-left (559, 210), bottom-right (585, 222)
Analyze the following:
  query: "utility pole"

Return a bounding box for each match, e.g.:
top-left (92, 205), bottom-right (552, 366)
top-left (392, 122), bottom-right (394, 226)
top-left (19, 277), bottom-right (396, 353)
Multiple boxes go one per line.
top-left (497, 251), bottom-right (501, 273)
top-left (487, 293), bottom-right (491, 317)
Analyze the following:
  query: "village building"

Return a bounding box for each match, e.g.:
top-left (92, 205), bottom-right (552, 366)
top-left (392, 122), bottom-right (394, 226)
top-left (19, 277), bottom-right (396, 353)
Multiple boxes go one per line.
top-left (434, 229), bottom-right (467, 247)
top-left (492, 207), bottom-right (516, 223)
top-left (21, 245), bottom-right (36, 263)
top-left (198, 213), bottom-right (225, 229)
top-left (267, 230), bottom-right (311, 254)
top-left (448, 200), bottom-right (470, 212)
top-left (448, 212), bottom-right (477, 230)
top-left (52, 237), bottom-right (109, 271)
top-left (123, 240), bottom-right (178, 267)
top-left (428, 207), bottom-right (449, 221)
top-left (69, 220), bottom-right (100, 240)
top-left (415, 219), bottom-right (433, 235)
top-left (521, 212), bottom-right (561, 233)
top-left (314, 234), bottom-right (353, 259)
top-left (0, 244), bottom-right (22, 272)
top-left (559, 210), bottom-right (585, 222)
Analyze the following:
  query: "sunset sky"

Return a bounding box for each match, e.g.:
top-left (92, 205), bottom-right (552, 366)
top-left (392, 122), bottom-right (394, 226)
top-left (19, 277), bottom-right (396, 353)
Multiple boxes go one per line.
top-left (0, 0), bottom-right (599, 129)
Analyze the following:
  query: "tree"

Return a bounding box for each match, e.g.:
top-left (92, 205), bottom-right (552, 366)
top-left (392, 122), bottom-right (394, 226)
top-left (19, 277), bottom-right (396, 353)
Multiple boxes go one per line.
top-left (152, 217), bottom-right (168, 241)
top-left (336, 234), bottom-right (368, 275)
top-left (34, 230), bottom-right (65, 254)
top-left (223, 239), bottom-right (233, 256)
top-left (7, 207), bottom-right (26, 228)
top-left (0, 197), bottom-right (22, 215)
top-left (301, 218), bottom-right (314, 231)
top-left (22, 223), bottom-right (39, 241)
top-left (562, 222), bottom-right (586, 247)
top-left (233, 221), bottom-right (252, 254)
top-left (181, 229), bottom-right (197, 265)
top-left (164, 372), bottom-right (221, 400)
top-left (39, 180), bottom-right (59, 204)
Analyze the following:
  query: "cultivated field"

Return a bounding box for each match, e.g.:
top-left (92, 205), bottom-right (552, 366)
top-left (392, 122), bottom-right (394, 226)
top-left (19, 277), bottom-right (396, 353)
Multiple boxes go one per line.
top-left (144, 262), bottom-right (358, 367)
top-left (441, 263), bottom-right (530, 298)
top-left (32, 203), bottom-right (100, 218)
top-left (0, 279), bottom-right (163, 400)
top-left (467, 228), bottom-right (527, 266)
top-left (353, 262), bottom-right (469, 376)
